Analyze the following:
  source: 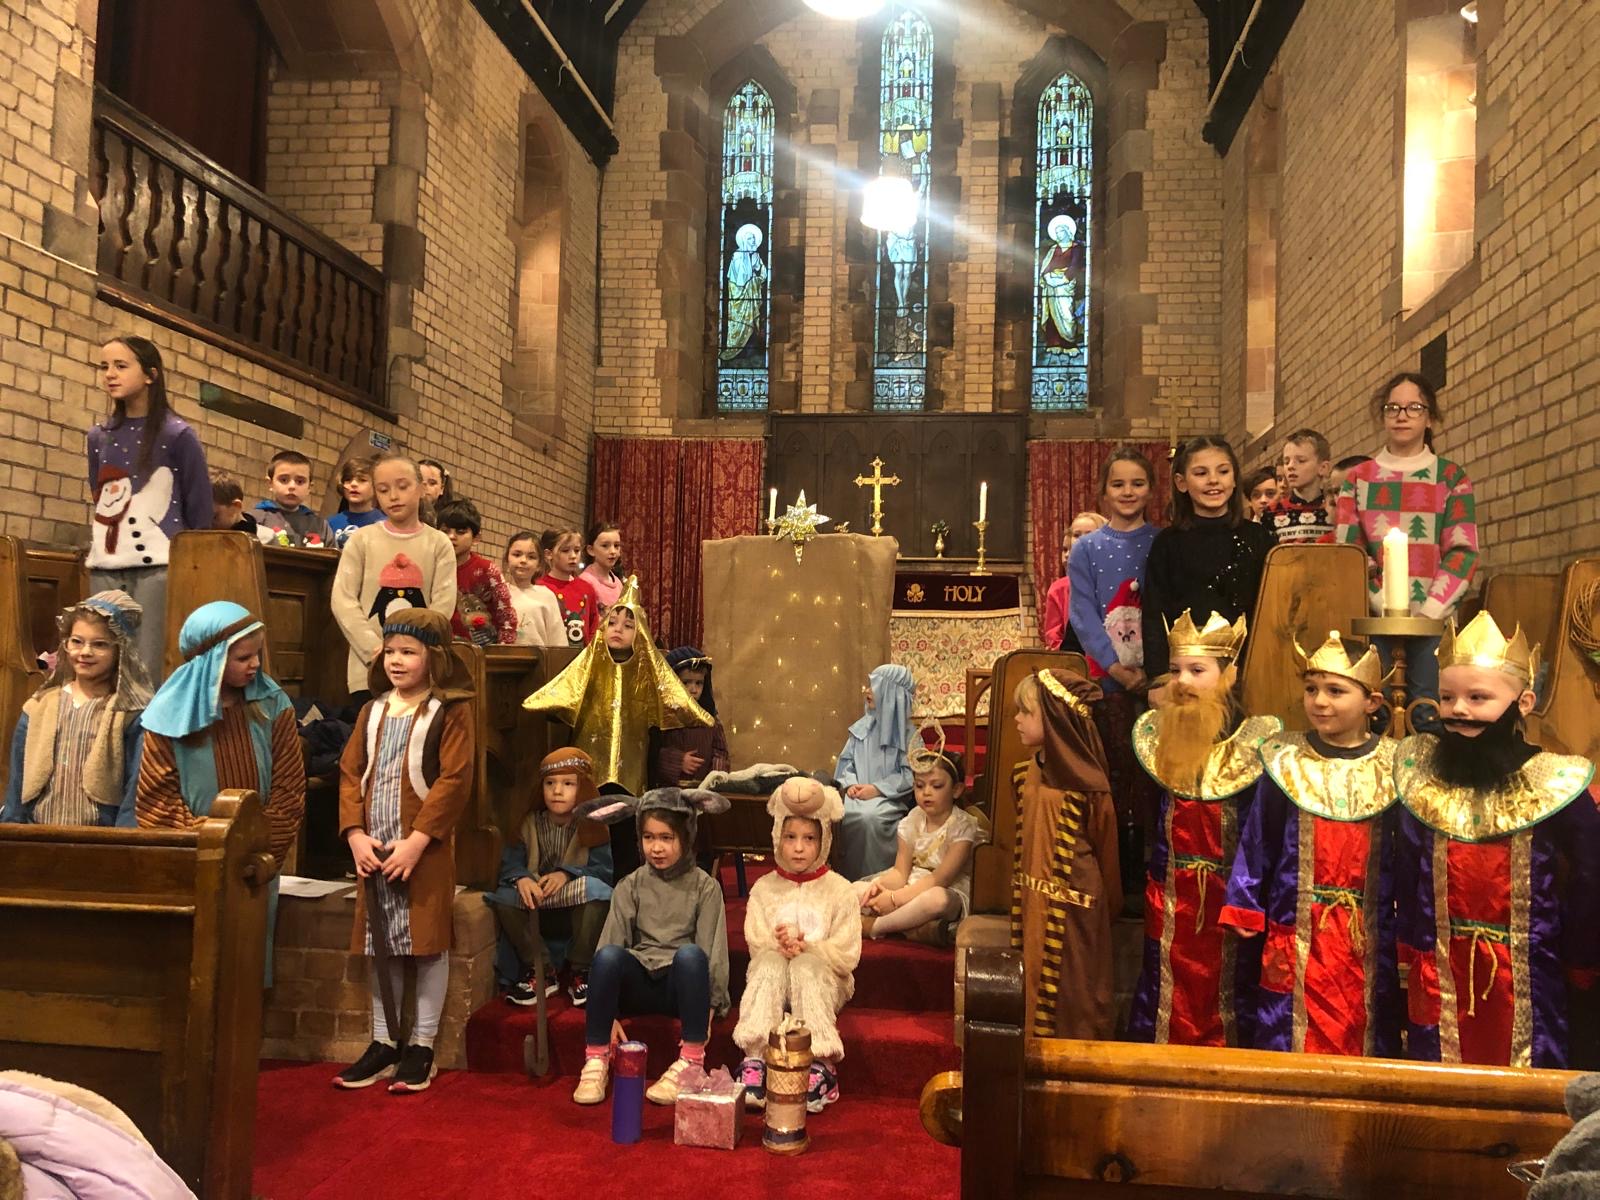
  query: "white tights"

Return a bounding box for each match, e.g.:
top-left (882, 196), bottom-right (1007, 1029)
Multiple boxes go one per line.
top-left (370, 953), bottom-right (449, 1047)
top-left (856, 881), bottom-right (961, 937)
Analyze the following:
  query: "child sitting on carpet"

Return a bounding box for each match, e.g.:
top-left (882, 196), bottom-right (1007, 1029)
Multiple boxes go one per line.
top-left (734, 776), bottom-right (861, 1114)
top-left (652, 647), bottom-right (730, 788)
top-left (573, 787), bottom-right (731, 1108)
top-left (3, 590), bottom-right (151, 827)
top-left (854, 731), bottom-right (987, 944)
top-left (334, 608), bottom-right (476, 1094)
top-left (833, 664), bottom-right (916, 881)
top-left (484, 747), bottom-right (613, 1007)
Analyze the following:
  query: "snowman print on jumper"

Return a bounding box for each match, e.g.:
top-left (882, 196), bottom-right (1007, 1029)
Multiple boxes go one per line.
top-left (91, 465), bottom-right (173, 570)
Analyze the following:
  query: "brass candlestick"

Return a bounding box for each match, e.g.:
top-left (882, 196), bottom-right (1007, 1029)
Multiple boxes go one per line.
top-left (1351, 610), bottom-right (1445, 738)
top-left (971, 520), bottom-right (991, 576)
top-left (764, 518), bottom-right (777, 535)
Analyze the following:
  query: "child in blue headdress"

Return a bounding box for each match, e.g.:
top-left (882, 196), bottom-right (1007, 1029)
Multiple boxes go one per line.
top-left (3, 589), bottom-right (151, 826)
top-left (136, 600), bottom-right (305, 868)
top-left (832, 664), bottom-right (916, 881)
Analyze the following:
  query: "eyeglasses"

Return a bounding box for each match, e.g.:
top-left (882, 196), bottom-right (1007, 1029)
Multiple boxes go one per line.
top-left (66, 637), bottom-right (114, 654)
top-left (1381, 403), bottom-right (1429, 418)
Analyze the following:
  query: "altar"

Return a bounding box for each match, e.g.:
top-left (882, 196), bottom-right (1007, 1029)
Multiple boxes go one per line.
top-left (890, 560), bottom-right (1027, 719)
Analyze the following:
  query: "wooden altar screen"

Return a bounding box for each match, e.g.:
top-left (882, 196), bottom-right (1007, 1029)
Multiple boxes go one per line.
top-left (767, 414), bottom-right (1027, 561)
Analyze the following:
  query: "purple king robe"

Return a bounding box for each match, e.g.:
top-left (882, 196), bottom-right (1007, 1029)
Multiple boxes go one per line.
top-left (1393, 735), bottom-right (1600, 1068)
top-left (1221, 733), bottom-right (1403, 1057)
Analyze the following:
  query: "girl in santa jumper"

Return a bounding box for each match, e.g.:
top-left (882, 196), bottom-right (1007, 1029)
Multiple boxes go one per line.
top-left (539, 527), bottom-right (601, 647)
top-left (1335, 372), bottom-right (1478, 732)
top-left (1067, 447), bottom-right (1163, 901)
top-left (735, 776), bottom-right (861, 1114)
top-left (580, 522), bottom-right (625, 617)
top-left (86, 335), bottom-right (212, 676)
top-left (3, 590), bottom-right (151, 827)
top-left (334, 608), bottom-right (476, 1094)
top-left (503, 530), bottom-right (565, 648)
top-left (331, 455), bottom-right (457, 699)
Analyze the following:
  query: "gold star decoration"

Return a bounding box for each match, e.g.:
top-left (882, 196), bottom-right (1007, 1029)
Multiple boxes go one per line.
top-left (773, 490), bottom-right (830, 563)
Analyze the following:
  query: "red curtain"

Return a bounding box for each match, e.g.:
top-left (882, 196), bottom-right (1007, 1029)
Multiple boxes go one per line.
top-left (589, 436), bottom-right (765, 648)
top-left (1027, 440), bottom-right (1172, 628)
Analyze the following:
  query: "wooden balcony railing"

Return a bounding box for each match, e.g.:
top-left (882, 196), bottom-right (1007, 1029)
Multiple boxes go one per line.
top-left (90, 90), bottom-right (388, 411)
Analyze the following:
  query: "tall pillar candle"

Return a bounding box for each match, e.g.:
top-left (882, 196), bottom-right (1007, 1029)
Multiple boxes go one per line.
top-left (1381, 526), bottom-right (1410, 613)
top-left (978, 481), bottom-right (988, 523)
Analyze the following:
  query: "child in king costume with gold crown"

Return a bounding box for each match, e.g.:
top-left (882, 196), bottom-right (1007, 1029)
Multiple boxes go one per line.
top-left (1127, 609), bottom-right (1281, 1046)
top-left (1220, 631), bottom-right (1403, 1056)
top-left (1393, 611), bottom-right (1600, 1068)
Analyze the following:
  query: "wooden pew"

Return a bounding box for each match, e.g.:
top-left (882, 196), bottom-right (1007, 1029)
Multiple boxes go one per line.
top-left (970, 648), bottom-right (1087, 915)
top-left (0, 790), bottom-right (273, 1200)
top-left (1238, 543), bottom-right (1370, 730)
top-left (0, 536), bottom-right (46, 800)
top-left (1522, 558), bottom-right (1600, 762)
top-left (1481, 571), bottom-right (1561, 662)
top-left (21, 544), bottom-right (87, 661)
top-left (935, 947), bottom-right (1572, 1200)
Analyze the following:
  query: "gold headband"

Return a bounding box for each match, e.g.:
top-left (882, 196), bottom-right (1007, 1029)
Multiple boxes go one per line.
top-left (540, 754), bottom-right (593, 777)
top-left (907, 719), bottom-right (962, 778)
top-left (1038, 669), bottom-right (1091, 717)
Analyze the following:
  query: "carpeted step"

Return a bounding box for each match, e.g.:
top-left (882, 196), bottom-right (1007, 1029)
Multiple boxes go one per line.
top-left (464, 998), bottom-right (955, 1094)
top-left (254, 1061), bottom-right (959, 1199)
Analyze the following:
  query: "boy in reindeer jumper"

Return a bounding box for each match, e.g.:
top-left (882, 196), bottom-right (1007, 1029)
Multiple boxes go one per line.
top-left (734, 775), bottom-right (862, 1114)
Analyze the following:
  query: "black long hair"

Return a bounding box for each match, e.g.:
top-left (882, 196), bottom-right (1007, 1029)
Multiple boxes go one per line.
top-left (1169, 435), bottom-right (1246, 529)
top-left (104, 335), bottom-right (171, 473)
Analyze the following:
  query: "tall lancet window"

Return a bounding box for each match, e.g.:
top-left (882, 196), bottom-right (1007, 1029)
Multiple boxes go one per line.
top-left (1032, 71), bottom-right (1093, 410)
top-left (872, 6), bottom-right (933, 412)
top-left (716, 80), bottom-right (775, 412)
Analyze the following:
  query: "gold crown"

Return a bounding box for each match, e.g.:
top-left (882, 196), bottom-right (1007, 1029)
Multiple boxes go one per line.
top-left (1293, 629), bottom-right (1392, 693)
top-left (1437, 610), bottom-right (1540, 687)
top-left (1166, 609), bottom-right (1247, 660)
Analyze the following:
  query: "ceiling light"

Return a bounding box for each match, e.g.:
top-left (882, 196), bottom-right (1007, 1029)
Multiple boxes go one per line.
top-left (803, 0), bottom-right (887, 19)
top-left (1459, 2), bottom-right (1478, 21)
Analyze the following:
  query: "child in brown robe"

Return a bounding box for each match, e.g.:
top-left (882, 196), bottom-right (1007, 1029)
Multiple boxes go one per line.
top-left (1011, 669), bottom-right (1121, 1039)
top-left (333, 607), bottom-right (475, 1095)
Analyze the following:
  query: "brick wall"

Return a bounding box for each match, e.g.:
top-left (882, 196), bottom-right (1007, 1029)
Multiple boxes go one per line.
top-left (1218, 0), bottom-right (1599, 574)
top-left (0, 0), bottom-right (594, 557)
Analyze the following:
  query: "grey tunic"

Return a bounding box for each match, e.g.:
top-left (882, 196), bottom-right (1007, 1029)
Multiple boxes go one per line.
top-left (598, 864), bottom-right (731, 1015)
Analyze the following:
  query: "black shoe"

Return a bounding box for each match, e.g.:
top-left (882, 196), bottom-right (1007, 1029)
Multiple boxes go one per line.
top-left (568, 971), bottom-right (588, 1007)
top-left (505, 969), bottom-right (560, 1007)
top-left (388, 1044), bottom-right (436, 1093)
top-left (333, 1040), bottom-right (401, 1089)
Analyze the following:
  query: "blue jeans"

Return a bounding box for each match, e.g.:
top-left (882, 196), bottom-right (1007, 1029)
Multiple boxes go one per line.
top-left (1375, 634), bottom-right (1441, 735)
top-left (585, 943), bottom-right (710, 1047)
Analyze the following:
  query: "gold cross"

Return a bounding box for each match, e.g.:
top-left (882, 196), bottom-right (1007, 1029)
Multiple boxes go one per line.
top-left (853, 456), bottom-right (902, 537)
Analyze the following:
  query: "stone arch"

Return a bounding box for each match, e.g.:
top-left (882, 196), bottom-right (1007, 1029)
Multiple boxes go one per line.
top-left (502, 103), bottom-right (569, 446)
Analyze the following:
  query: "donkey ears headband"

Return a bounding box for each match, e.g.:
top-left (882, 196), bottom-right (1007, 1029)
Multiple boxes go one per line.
top-left (577, 787), bottom-right (731, 826)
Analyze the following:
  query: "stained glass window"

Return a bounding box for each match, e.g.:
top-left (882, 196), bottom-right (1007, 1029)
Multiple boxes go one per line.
top-left (716, 80), bottom-right (775, 412)
top-left (1032, 70), bottom-right (1093, 410)
top-left (872, 7), bottom-right (933, 412)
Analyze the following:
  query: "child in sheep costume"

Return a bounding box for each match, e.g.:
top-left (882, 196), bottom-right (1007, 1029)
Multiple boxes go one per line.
top-left (733, 775), bottom-right (862, 1114)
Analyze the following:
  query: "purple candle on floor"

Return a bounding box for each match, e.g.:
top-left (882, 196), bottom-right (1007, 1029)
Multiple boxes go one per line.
top-left (612, 1041), bottom-right (647, 1144)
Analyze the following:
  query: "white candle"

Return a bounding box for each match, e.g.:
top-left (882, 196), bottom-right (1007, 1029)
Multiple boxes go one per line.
top-left (979, 481), bottom-right (988, 523)
top-left (1382, 526), bottom-right (1409, 613)
top-left (768, 487), bottom-right (778, 523)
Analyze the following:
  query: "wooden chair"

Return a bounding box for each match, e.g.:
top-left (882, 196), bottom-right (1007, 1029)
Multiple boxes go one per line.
top-left (0, 790), bottom-right (274, 1200)
top-left (932, 947), bottom-right (1573, 1200)
top-left (21, 544), bottom-right (87, 661)
top-left (1521, 558), bottom-right (1600, 762)
top-left (0, 536), bottom-right (46, 799)
top-left (1237, 543), bottom-right (1370, 730)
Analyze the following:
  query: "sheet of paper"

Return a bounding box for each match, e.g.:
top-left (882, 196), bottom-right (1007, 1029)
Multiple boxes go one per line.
top-left (279, 876), bottom-right (356, 899)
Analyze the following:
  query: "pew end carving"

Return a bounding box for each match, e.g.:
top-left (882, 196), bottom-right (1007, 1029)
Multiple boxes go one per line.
top-left (939, 947), bottom-right (1573, 1199)
top-left (0, 537), bottom-right (44, 800)
top-left (0, 788), bottom-right (272, 1199)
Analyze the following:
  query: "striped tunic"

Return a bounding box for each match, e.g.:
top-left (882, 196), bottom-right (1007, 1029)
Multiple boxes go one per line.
top-left (364, 712), bottom-right (415, 955)
top-left (136, 703), bottom-right (305, 864)
top-left (35, 691), bottom-right (108, 826)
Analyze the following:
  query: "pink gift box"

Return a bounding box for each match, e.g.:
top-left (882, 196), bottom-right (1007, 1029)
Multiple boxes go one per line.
top-left (673, 1065), bottom-right (745, 1150)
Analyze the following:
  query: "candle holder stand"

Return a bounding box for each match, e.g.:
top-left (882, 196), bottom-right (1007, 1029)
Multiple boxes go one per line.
top-left (1350, 610), bottom-right (1445, 738)
top-left (971, 520), bottom-right (991, 576)
top-left (764, 518), bottom-right (777, 535)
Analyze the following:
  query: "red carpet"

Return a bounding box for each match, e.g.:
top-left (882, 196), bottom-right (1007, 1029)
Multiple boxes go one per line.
top-left (251, 1061), bottom-right (958, 1199)
top-left (253, 869), bottom-right (961, 1198)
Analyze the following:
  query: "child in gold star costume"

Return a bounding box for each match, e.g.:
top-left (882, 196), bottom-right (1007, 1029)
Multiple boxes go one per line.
top-left (522, 576), bottom-right (713, 797)
top-left (1220, 631), bottom-right (1402, 1056)
top-left (1126, 609), bottom-right (1281, 1047)
top-left (1393, 611), bottom-right (1600, 1068)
